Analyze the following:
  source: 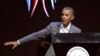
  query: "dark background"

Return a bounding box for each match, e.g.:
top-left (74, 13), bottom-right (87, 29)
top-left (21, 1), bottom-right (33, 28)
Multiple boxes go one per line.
top-left (0, 0), bottom-right (100, 56)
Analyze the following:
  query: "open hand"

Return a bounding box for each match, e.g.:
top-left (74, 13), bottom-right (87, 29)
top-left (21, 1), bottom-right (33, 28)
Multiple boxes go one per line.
top-left (4, 41), bottom-right (18, 49)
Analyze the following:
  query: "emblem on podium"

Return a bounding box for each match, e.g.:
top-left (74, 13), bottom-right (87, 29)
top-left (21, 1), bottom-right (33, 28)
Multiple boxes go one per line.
top-left (66, 46), bottom-right (89, 56)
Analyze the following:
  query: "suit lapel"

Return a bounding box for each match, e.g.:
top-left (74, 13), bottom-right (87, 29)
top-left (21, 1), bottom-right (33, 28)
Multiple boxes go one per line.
top-left (55, 22), bottom-right (61, 33)
top-left (54, 22), bottom-right (77, 33)
top-left (55, 22), bottom-right (73, 33)
top-left (69, 24), bottom-right (75, 33)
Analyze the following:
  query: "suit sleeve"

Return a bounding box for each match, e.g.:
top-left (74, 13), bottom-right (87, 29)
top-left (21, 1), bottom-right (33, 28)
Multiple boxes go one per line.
top-left (18, 23), bottom-right (51, 44)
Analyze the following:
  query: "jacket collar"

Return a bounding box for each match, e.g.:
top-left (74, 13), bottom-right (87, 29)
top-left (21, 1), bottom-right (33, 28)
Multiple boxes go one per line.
top-left (56, 22), bottom-right (72, 33)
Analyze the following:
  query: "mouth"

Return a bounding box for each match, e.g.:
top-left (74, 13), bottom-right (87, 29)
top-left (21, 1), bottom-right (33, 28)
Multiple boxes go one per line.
top-left (61, 18), bottom-right (67, 20)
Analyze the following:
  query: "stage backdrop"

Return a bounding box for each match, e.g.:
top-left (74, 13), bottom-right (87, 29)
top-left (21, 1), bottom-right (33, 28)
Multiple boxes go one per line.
top-left (0, 0), bottom-right (100, 56)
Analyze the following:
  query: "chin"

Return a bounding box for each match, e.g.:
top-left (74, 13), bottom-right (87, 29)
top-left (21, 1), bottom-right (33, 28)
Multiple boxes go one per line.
top-left (62, 21), bottom-right (70, 24)
top-left (62, 20), bottom-right (68, 22)
top-left (61, 19), bottom-right (66, 21)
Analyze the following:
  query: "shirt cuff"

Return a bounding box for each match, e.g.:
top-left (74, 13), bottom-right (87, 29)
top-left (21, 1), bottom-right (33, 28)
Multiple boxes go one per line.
top-left (17, 40), bottom-right (20, 45)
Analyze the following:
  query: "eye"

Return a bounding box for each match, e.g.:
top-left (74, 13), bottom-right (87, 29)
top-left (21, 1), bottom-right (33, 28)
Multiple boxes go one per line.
top-left (65, 14), bottom-right (69, 16)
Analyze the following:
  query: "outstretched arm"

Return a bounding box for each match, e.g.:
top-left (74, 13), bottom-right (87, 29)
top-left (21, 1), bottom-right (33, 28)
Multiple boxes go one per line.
top-left (4, 23), bottom-right (52, 49)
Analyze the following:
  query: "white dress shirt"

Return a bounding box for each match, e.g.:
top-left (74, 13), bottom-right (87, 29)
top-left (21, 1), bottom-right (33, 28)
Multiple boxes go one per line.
top-left (59, 23), bottom-right (71, 33)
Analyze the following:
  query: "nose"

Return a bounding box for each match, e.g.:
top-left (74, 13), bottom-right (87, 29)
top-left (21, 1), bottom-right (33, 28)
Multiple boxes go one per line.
top-left (62, 15), bottom-right (66, 18)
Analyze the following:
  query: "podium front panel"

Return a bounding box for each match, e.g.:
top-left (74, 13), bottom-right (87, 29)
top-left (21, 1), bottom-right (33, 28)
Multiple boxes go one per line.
top-left (51, 33), bottom-right (100, 56)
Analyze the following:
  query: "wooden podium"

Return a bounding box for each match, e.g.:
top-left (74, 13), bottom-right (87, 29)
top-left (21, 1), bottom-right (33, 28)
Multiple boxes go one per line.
top-left (51, 33), bottom-right (100, 56)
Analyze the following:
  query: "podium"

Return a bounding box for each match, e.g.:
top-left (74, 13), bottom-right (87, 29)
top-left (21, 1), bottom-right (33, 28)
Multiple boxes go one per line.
top-left (51, 33), bottom-right (100, 56)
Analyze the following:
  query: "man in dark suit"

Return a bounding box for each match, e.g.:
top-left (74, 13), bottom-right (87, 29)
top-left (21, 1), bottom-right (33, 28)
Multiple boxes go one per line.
top-left (4, 6), bottom-right (81, 56)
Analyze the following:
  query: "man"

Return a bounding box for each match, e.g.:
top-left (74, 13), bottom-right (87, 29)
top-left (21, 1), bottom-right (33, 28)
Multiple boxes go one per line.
top-left (4, 6), bottom-right (81, 56)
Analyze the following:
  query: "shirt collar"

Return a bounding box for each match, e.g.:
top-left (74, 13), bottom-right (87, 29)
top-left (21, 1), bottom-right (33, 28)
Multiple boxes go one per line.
top-left (61, 22), bottom-right (71, 31)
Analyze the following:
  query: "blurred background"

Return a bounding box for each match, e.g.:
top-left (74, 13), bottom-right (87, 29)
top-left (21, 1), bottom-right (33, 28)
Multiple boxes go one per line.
top-left (0, 0), bottom-right (100, 56)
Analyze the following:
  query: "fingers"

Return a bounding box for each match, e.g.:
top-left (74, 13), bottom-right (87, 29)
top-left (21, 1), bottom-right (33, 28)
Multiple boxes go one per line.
top-left (4, 41), bottom-right (18, 49)
top-left (4, 42), bottom-right (13, 46)
top-left (12, 45), bottom-right (17, 49)
top-left (40, 41), bottom-right (51, 48)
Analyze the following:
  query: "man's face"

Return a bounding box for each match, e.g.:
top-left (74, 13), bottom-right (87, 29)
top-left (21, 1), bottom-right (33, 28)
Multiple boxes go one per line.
top-left (61, 9), bottom-right (74, 24)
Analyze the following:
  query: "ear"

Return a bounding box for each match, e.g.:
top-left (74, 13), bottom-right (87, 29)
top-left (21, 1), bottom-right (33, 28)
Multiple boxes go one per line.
top-left (71, 16), bottom-right (75, 20)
